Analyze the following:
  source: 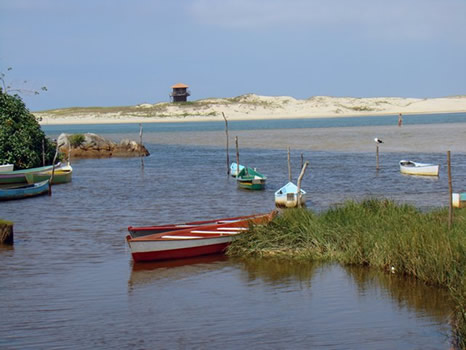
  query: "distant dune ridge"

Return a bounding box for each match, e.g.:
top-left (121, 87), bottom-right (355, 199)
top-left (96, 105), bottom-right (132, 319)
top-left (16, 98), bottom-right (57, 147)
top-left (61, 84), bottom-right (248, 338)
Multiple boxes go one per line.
top-left (35, 94), bottom-right (466, 125)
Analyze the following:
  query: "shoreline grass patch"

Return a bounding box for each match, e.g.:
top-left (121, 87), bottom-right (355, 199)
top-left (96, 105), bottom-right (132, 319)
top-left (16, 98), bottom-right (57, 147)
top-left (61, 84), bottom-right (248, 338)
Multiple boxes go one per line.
top-left (228, 199), bottom-right (466, 348)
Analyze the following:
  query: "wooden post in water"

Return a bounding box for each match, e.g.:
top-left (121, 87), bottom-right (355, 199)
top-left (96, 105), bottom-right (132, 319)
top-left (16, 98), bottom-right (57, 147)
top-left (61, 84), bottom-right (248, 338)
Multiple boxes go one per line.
top-left (376, 144), bottom-right (380, 170)
top-left (139, 123), bottom-right (143, 145)
top-left (42, 139), bottom-right (45, 166)
top-left (235, 136), bottom-right (240, 177)
top-left (0, 221), bottom-right (13, 245)
top-left (222, 112), bottom-right (230, 175)
top-left (48, 143), bottom-right (59, 196)
top-left (287, 147), bottom-right (292, 182)
top-left (139, 123), bottom-right (144, 169)
top-left (297, 161), bottom-right (309, 208)
top-left (447, 151), bottom-right (453, 229)
top-left (300, 153), bottom-right (304, 170)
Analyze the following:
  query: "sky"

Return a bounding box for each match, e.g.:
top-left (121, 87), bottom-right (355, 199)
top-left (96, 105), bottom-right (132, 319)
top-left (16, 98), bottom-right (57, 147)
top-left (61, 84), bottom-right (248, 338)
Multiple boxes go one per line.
top-left (1, 0), bottom-right (465, 111)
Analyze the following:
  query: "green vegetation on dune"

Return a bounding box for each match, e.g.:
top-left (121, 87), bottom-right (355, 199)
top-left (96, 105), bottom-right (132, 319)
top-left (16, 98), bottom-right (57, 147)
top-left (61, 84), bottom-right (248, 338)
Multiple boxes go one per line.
top-left (228, 199), bottom-right (466, 348)
top-left (33, 94), bottom-right (284, 118)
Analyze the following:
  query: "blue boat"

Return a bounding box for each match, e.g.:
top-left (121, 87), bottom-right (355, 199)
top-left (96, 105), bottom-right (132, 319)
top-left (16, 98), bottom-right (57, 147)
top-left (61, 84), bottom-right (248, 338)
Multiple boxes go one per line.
top-left (230, 162), bottom-right (245, 177)
top-left (0, 180), bottom-right (50, 201)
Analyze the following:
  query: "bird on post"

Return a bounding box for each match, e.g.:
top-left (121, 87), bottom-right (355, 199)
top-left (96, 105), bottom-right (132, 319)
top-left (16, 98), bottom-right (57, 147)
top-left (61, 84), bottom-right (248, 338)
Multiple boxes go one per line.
top-left (374, 138), bottom-right (383, 144)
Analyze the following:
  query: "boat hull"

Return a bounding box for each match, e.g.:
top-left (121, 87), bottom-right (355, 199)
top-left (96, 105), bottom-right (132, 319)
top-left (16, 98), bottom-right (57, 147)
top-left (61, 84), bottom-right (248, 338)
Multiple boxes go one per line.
top-left (0, 180), bottom-right (49, 201)
top-left (237, 180), bottom-right (266, 190)
top-left (0, 164), bottom-right (14, 172)
top-left (127, 235), bottom-right (232, 262)
top-left (25, 167), bottom-right (72, 184)
top-left (274, 182), bottom-right (307, 208)
top-left (128, 213), bottom-right (269, 238)
top-left (126, 211), bottom-right (275, 262)
top-left (399, 160), bottom-right (439, 176)
top-left (0, 164), bottom-right (59, 184)
top-left (275, 193), bottom-right (306, 208)
top-left (236, 167), bottom-right (267, 190)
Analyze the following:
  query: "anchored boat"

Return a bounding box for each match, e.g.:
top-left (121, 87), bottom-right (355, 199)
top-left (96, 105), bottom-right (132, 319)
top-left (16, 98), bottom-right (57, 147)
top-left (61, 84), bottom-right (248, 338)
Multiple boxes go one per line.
top-left (128, 212), bottom-right (274, 238)
top-left (126, 211), bottom-right (275, 262)
top-left (236, 167), bottom-right (267, 190)
top-left (275, 182), bottom-right (306, 208)
top-left (0, 163), bottom-right (60, 184)
top-left (399, 160), bottom-right (439, 176)
top-left (25, 164), bottom-right (73, 184)
top-left (0, 180), bottom-right (50, 201)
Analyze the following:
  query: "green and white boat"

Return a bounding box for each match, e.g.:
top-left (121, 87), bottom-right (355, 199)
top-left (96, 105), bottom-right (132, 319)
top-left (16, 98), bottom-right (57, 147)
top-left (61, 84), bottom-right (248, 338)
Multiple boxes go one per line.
top-left (236, 167), bottom-right (266, 190)
top-left (25, 164), bottom-right (73, 185)
top-left (0, 163), bottom-right (60, 184)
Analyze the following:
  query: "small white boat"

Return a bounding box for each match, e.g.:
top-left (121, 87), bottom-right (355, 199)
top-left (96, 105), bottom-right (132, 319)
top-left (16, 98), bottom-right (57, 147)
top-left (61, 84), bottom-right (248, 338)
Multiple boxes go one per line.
top-left (399, 160), bottom-right (439, 176)
top-left (452, 192), bottom-right (466, 208)
top-left (275, 182), bottom-right (306, 208)
top-left (230, 162), bottom-right (245, 177)
top-left (0, 164), bottom-right (14, 172)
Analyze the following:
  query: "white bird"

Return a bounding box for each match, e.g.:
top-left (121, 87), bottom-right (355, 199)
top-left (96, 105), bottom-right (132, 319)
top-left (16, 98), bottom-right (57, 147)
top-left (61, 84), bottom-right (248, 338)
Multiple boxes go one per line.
top-left (374, 138), bottom-right (383, 144)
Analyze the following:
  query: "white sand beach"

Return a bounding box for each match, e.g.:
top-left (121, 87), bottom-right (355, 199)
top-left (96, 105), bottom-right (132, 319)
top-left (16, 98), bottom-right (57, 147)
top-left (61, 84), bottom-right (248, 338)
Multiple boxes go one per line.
top-left (36, 94), bottom-right (466, 125)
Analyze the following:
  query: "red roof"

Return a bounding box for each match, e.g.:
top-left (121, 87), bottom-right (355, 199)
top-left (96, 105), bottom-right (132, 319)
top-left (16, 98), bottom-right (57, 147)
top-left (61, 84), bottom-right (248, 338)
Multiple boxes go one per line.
top-left (171, 83), bottom-right (189, 88)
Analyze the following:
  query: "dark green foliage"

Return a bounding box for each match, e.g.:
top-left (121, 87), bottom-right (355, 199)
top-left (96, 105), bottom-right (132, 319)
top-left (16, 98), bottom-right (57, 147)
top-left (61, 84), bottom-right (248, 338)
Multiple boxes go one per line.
top-left (0, 89), bottom-right (56, 169)
top-left (69, 134), bottom-right (85, 148)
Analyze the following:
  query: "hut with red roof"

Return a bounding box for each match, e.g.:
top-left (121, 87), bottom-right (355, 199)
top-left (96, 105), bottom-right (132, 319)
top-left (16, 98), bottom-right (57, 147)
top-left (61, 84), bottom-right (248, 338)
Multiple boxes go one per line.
top-left (170, 83), bottom-right (191, 102)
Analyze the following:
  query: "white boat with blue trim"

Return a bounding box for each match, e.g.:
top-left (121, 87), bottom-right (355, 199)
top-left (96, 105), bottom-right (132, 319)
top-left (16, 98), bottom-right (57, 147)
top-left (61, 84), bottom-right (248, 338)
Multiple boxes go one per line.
top-left (275, 182), bottom-right (306, 208)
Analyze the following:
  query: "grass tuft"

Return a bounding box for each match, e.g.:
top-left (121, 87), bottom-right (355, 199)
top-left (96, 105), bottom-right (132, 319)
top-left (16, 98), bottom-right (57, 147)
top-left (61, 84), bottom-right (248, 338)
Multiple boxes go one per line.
top-left (229, 199), bottom-right (466, 347)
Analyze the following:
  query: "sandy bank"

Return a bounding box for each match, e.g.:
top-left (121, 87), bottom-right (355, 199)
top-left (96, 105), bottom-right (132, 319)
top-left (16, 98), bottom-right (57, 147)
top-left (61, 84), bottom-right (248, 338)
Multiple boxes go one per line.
top-left (36, 94), bottom-right (466, 125)
top-left (139, 123), bottom-right (466, 154)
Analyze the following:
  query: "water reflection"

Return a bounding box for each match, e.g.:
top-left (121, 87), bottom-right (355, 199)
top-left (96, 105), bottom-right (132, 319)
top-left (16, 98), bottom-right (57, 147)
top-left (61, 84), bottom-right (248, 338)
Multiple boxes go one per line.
top-left (128, 254), bottom-right (228, 288)
top-left (232, 257), bottom-right (318, 287)
top-left (343, 265), bottom-right (452, 322)
top-left (126, 258), bottom-right (454, 349)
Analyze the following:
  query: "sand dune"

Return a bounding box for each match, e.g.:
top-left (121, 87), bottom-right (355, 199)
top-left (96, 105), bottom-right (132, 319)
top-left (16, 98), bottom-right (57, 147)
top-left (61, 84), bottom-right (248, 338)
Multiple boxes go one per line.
top-left (36, 94), bottom-right (466, 125)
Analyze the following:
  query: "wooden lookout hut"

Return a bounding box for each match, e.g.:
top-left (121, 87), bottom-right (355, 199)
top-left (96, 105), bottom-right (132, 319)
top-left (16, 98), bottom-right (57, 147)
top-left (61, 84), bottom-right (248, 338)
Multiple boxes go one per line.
top-left (170, 83), bottom-right (191, 102)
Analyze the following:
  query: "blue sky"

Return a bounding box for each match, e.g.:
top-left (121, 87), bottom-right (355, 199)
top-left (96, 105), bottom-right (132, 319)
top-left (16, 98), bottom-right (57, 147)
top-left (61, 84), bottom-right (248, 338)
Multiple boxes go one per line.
top-left (1, 0), bottom-right (465, 111)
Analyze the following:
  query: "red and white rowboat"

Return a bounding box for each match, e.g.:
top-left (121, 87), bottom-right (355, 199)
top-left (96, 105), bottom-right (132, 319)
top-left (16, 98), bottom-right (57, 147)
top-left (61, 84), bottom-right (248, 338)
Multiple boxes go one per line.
top-left (126, 212), bottom-right (275, 262)
top-left (128, 212), bottom-right (275, 238)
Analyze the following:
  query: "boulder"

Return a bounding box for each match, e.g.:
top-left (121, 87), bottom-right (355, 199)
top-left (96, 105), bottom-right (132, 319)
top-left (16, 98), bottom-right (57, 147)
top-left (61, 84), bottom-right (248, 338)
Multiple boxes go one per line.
top-left (57, 133), bottom-right (150, 158)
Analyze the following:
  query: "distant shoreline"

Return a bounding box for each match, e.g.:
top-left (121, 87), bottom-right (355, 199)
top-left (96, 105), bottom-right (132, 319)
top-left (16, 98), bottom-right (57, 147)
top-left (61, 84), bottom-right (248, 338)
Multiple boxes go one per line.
top-left (35, 94), bottom-right (466, 126)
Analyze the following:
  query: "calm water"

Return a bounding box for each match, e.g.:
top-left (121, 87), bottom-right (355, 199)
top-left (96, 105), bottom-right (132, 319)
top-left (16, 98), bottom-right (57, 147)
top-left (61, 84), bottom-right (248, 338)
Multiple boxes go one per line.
top-left (41, 112), bottom-right (466, 135)
top-left (1, 117), bottom-right (464, 349)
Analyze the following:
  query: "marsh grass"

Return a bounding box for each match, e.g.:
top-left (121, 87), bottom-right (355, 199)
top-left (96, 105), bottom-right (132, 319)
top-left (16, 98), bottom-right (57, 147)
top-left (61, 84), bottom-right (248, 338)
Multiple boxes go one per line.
top-left (228, 199), bottom-right (466, 347)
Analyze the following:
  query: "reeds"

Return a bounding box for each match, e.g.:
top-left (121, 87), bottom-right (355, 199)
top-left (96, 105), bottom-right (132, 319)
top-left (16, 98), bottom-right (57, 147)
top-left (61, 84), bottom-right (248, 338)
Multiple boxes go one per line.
top-left (228, 199), bottom-right (466, 348)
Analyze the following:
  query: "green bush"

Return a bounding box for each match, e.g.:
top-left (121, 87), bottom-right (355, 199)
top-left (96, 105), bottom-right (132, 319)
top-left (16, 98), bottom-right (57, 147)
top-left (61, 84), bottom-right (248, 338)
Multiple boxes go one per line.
top-left (0, 89), bottom-right (56, 169)
top-left (69, 134), bottom-right (85, 148)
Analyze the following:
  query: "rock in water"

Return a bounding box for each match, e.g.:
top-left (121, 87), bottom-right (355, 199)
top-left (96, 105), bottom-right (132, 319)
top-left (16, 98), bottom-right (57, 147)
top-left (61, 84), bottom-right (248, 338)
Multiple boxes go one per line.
top-left (57, 133), bottom-right (150, 158)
